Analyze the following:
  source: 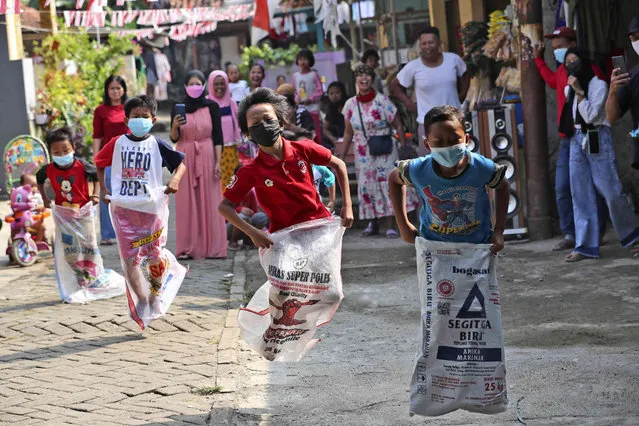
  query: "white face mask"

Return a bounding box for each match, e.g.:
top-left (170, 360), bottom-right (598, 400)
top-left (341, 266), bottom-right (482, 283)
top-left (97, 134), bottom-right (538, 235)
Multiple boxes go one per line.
top-left (633, 40), bottom-right (639, 56)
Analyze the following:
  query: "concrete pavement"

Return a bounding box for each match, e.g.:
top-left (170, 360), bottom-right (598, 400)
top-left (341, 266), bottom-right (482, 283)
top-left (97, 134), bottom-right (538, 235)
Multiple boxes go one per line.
top-left (213, 231), bottom-right (639, 425)
top-left (0, 193), bottom-right (241, 425)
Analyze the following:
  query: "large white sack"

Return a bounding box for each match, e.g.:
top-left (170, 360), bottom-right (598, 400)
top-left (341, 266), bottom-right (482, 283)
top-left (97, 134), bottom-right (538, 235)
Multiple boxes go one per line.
top-left (109, 189), bottom-right (186, 330)
top-left (52, 203), bottom-right (125, 303)
top-left (410, 238), bottom-right (508, 416)
top-left (238, 217), bottom-right (345, 361)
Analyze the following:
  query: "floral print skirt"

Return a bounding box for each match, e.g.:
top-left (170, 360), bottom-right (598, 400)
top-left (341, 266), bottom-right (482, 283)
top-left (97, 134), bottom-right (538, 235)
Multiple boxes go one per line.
top-left (354, 136), bottom-right (420, 220)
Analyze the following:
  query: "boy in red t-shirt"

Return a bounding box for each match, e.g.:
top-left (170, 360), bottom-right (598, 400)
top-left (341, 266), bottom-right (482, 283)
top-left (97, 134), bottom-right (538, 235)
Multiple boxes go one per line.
top-left (36, 128), bottom-right (100, 209)
top-left (219, 88), bottom-right (353, 248)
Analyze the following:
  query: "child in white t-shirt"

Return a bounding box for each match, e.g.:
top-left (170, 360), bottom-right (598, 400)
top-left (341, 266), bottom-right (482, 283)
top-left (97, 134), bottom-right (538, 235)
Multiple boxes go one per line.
top-left (226, 63), bottom-right (249, 104)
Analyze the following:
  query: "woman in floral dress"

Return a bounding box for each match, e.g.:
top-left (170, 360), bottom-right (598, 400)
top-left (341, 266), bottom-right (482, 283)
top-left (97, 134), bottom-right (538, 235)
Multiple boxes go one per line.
top-left (341, 65), bottom-right (420, 237)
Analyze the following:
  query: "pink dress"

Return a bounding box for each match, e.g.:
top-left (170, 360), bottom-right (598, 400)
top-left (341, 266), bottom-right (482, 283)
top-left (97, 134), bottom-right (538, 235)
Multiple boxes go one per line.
top-left (175, 106), bottom-right (227, 259)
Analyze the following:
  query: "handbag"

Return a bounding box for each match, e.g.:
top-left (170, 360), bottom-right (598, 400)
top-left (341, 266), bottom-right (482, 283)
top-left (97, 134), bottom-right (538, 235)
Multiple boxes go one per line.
top-left (357, 100), bottom-right (393, 156)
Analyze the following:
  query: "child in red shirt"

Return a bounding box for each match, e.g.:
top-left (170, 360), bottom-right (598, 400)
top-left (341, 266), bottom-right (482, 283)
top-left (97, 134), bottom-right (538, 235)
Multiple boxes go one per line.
top-left (219, 88), bottom-right (353, 248)
top-left (36, 128), bottom-right (100, 209)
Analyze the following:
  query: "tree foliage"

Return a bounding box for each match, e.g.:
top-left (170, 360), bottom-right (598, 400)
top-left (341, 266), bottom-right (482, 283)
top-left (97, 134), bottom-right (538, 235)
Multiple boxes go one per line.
top-left (34, 24), bottom-right (140, 156)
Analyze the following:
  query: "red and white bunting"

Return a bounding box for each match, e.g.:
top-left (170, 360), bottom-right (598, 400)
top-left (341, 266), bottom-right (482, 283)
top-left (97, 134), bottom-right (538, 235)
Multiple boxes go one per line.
top-left (63, 4), bottom-right (253, 27)
top-left (169, 21), bottom-right (218, 41)
top-left (63, 10), bottom-right (107, 27)
top-left (0, 0), bottom-right (20, 14)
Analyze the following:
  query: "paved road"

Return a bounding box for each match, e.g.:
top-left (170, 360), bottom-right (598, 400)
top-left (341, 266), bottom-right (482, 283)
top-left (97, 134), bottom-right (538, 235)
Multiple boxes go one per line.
top-left (0, 190), bottom-right (239, 425)
top-left (217, 232), bottom-right (639, 425)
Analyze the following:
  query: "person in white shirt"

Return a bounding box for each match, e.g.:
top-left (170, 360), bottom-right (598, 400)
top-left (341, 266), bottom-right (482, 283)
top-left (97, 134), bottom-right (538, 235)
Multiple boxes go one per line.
top-left (390, 26), bottom-right (470, 155)
top-left (560, 48), bottom-right (639, 262)
top-left (226, 63), bottom-right (249, 104)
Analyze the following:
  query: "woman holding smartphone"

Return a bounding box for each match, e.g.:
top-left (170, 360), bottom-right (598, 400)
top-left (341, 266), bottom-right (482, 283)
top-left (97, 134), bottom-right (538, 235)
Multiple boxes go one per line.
top-left (170, 70), bottom-right (227, 260)
top-left (561, 49), bottom-right (639, 262)
top-left (93, 75), bottom-right (129, 246)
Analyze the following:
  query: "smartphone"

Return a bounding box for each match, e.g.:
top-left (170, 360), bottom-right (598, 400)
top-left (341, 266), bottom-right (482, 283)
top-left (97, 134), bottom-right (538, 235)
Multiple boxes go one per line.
top-left (588, 129), bottom-right (600, 155)
top-left (175, 104), bottom-right (187, 124)
top-left (612, 55), bottom-right (627, 75)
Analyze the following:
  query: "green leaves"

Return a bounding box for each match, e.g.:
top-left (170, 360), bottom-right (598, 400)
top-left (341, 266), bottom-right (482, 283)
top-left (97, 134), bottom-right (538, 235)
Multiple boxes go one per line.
top-left (239, 44), bottom-right (318, 75)
top-left (33, 22), bottom-right (140, 153)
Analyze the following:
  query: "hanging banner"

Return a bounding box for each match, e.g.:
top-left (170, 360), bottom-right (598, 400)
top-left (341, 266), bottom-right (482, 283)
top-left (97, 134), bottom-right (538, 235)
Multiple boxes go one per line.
top-left (0, 0), bottom-right (20, 15)
top-left (63, 4), bottom-right (253, 28)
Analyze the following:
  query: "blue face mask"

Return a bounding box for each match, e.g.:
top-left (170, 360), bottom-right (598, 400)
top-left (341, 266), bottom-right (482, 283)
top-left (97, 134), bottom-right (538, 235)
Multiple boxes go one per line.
top-left (52, 153), bottom-right (74, 167)
top-left (554, 47), bottom-right (568, 64)
top-left (430, 143), bottom-right (467, 168)
top-left (128, 117), bottom-right (154, 137)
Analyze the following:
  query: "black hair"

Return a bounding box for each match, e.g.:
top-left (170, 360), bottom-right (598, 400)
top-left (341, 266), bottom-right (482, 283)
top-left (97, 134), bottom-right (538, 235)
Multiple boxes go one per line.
top-left (45, 127), bottom-right (73, 149)
top-left (423, 105), bottom-right (464, 136)
top-left (296, 49), bottom-right (315, 67)
top-left (326, 81), bottom-right (347, 114)
top-left (327, 81), bottom-right (346, 99)
top-left (250, 63), bottom-right (265, 75)
top-left (124, 95), bottom-right (157, 117)
top-left (234, 164), bottom-right (242, 175)
top-left (276, 75), bottom-right (287, 81)
top-left (362, 49), bottom-right (380, 63)
top-left (103, 75), bottom-right (128, 106)
top-left (281, 91), bottom-right (296, 107)
top-left (419, 26), bottom-right (440, 40)
top-left (564, 47), bottom-right (595, 97)
top-left (238, 88), bottom-right (290, 134)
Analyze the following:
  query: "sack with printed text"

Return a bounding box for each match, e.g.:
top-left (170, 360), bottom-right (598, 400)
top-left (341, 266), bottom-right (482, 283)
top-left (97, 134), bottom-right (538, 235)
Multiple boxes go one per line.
top-left (238, 217), bottom-right (345, 361)
top-left (52, 203), bottom-right (125, 303)
top-left (109, 189), bottom-right (186, 330)
top-left (410, 238), bottom-right (507, 416)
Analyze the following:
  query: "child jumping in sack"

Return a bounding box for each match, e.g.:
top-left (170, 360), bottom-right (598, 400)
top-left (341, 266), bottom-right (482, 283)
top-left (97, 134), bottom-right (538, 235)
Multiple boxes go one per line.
top-left (36, 128), bottom-right (125, 301)
top-left (389, 105), bottom-right (509, 251)
top-left (95, 95), bottom-right (187, 325)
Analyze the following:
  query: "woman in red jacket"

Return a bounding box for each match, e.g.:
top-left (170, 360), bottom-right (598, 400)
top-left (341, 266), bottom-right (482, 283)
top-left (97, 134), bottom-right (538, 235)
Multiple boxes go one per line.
top-left (92, 75), bottom-right (129, 245)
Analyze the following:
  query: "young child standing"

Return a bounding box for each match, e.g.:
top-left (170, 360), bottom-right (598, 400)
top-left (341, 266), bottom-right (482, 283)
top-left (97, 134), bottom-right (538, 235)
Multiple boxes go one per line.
top-left (389, 105), bottom-right (509, 252)
top-left (226, 63), bottom-right (249, 105)
top-left (292, 49), bottom-right (324, 145)
top-left (219, 88), bottom-right (353, 247)
top-left (94, 95), bottom-right (187, 327)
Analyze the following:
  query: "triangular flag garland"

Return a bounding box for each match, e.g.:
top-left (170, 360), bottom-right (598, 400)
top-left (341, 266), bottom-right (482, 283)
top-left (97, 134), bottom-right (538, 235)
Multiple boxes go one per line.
top-left (2, 1), bottom-right (252, 24)
top-left (0, 0), bottom-right (21, 14)
top-left (62, 4), bottom-right (252, 28)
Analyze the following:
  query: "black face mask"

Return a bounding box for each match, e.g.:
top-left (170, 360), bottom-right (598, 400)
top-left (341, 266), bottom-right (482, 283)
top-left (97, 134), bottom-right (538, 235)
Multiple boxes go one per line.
top-left (566, 59), bottom-right (582, 77)
top-left (249, 119), bottom-right (281, 147)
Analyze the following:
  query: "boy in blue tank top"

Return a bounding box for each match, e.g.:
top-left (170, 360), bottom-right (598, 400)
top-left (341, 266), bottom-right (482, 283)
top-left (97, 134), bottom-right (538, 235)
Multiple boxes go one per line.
top-left (389, 105), bottom-right (509, 254)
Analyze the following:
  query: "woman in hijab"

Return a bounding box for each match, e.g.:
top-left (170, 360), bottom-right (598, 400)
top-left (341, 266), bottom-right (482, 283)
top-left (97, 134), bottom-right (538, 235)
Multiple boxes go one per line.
top-left (561, 49), bottom-right (639, 262)
top-left (170, 70), bottom-right (227, 260)
top-left (208, 70), bottom-right (242, 187)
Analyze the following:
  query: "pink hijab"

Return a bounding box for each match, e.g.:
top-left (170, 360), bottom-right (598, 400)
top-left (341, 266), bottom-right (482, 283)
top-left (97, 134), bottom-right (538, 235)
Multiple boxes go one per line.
top-left (207, 70), bottom-right (241, 145)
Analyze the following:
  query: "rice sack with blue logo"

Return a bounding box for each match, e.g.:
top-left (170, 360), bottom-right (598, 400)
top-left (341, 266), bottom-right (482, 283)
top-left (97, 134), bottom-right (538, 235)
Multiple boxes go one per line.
top-left (411, 240), bottom-right (507, 416)
top-left (52, 203), bottom-right (125, 303)
top-left (388, 106), bottom-right (511, 415)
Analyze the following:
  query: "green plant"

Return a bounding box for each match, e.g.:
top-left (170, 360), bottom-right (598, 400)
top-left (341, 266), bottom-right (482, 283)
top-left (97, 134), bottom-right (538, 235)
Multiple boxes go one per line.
top-left (239, 44), bottom-right (318, 76)
top-left (33, 22), bottom-right (140, 155)
top-left (192, 386), bottom-right (223, 395)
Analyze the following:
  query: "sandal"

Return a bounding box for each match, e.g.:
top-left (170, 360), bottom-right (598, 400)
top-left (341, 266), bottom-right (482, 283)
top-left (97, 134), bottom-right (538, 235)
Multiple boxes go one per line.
top-left (227, 242), bottom-right (241, 252)
top-left (100, 239), bottom-right (114, 246)
top-left (177, 253), bottom-right (191, 260)
top-left (386, 229), bottom-right (399, 239)
top-left (565, 252), bottom-right (588, 263)
top-left (362, 222), bottom-right (379, 237)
